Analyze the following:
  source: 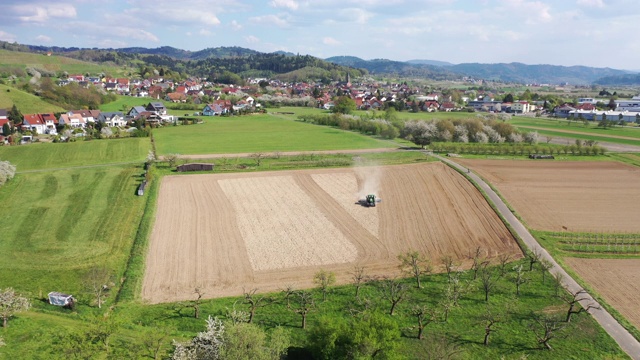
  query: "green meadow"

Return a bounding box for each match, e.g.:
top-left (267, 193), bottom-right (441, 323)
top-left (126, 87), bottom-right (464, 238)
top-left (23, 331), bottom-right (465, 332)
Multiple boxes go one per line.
top-left (153, 113), bottom-right (396, 155)
top-left (0, 84), bottom-right (66, 114)
top-left (0, 137), bottom-right (150, 172)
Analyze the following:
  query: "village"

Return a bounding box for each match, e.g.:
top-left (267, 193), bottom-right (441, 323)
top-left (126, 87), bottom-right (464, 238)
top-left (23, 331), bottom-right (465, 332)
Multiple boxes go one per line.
top-left (1, 72), bottom-right (639, 145)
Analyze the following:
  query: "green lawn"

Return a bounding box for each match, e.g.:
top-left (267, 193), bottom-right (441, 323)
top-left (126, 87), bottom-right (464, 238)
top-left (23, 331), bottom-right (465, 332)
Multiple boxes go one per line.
top-left (0, 165), bottom-right (147, 297)
top-left (99, 96), bottom-right (157, 112)
top-left (0, 137), bottom-right (150, 172)
top-left (153, 113), bottom-right (396, 155)
top-left (509, 117), bottom-right (640, 145)
top-left (0, 84), bottom-right (65, 113)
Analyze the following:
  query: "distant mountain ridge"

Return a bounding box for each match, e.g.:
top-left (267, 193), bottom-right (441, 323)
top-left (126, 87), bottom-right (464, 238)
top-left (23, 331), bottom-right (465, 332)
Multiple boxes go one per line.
top-left (326, 56), bottom-right (634, 85)
top-left (1, 41), bottom-right (636, 85)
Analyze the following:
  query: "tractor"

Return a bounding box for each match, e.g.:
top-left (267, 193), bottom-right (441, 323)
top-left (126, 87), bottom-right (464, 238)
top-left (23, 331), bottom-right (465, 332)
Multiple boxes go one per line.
top-left (365, 194), bottom-right (377, 207)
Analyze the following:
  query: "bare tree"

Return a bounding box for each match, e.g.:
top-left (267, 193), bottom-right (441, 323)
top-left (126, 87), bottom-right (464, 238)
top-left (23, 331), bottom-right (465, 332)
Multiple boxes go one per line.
top-left (479, 266), bottom-right (499, 302)
top-left (164, 153), bottom-right (180, 168)
top-left (313, 269), bottom-right (336, 301)
top-left (469, 247), bottom-right (488, 280)
top-left (440, 255), bottom-right (459, 283)
top-left (250, 152), bottom-right (264, 166)
top-left (447, 271), bottom-right (468, 306)
top-left (409, 304), bottom-right (436, 340)
top-left (553, 271), bottom-right (565, 297)
top-left (539, 259), bottom-right (553, 283)
top-left (479, 306), bottom-right (503, 346)
top-left (558, 289), bottom-right (600, 322)
top-left (0, 288), bottom-right (30, 328)
top-left (351, 265), bottom-right (366, 299)
top-left (512, 264), bottom-right (528, 297)
top-left (83, 266), bottom-right (113, 309)
top-left (379, 277), bottom-right (409, 316)
top-left (439, 292), bottom-right (454, 322)
top-left (398, 250), bottom-right (432, 288)
top-left (496, 253), bottom-right (512, 277)
top-left (243, 288), bottom-right (271, 323)
top-left (291, 291), bottom-right (315, 329)
top-left (529, 314), bottom-right (566, 350)
top-left (183, 288), bottom-right (204, 319)
top-left (527, 249), bottom-right (542, 271)
top-left (280, 285), bottom-right (295, 308)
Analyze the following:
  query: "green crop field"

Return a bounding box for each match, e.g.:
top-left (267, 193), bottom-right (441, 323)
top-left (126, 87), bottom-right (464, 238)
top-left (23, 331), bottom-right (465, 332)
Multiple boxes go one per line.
top-left (509, 117), bottom-right (640, 145)
top-left (0, 84), bottom-right (65, 113)
top-left (0, 137), bottom-right (150, 172)
top-left (153, 113), bottom-right (396, 155)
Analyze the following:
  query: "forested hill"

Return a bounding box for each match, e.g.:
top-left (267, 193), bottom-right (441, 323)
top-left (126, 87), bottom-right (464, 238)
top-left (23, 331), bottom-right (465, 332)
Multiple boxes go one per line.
top-left (593, 73), bottom-right (640, 85)
top-left (326, 55), bottom-right (633, 85)
top-left (448, 62), bottom-right (631, 85)
top-left (325, 56), bottom-right (460, 81)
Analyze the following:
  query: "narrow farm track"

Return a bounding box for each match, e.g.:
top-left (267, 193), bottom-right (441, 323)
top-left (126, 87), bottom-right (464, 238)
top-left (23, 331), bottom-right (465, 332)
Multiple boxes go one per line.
top-left (441, 154), bottom-right (640, 360)
top-left (516, 125), bottom-right (640, 141)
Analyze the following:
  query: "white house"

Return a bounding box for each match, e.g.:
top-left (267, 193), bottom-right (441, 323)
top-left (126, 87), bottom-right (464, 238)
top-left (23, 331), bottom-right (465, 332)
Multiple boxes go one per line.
top-left (22, 114), bottom-right (47, 134)
top-left (97, 112), bottom-right (127, 127)
top-left (58, 113), bottom-right (86, 128)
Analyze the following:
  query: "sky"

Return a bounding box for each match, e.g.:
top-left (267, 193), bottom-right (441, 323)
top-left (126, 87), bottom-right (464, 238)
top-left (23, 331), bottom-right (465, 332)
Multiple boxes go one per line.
top-left (0, 0), bottom-right (638, 70)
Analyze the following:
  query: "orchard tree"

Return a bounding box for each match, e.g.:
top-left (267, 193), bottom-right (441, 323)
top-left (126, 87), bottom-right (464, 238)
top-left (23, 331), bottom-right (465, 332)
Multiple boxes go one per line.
top-left (0, 160), bottom-right (17, 187)
top-left (379, 277), bottom-right (408, 316)
top-left (243, 288), bottom-right (271, 324)
top-left (313, 269), bottom-right (336, 301)
top-left (529, 314), bottom-right (566, 350)
top-left (398, 250), bottom-right (431, 288)
top-left (291, 291), bottom-right (315, 329)
top-left (172, 316), bottom-right (225, 359)
top-left (409, 304), bottom-right (436, 340)
top-left (512, 264), bottom-right (528, 297)
top-left (559, 289), bottom-right (599, 323)
top-left (0, 288), bottom-right (30, 328)
top-left (351, 265), bottom-right (366, 299)
top-left (83, 266), bottom-right (113, 309)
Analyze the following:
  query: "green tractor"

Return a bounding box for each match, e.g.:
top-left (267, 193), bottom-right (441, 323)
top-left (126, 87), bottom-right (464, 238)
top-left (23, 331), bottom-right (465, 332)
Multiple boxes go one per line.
top-left (365, 194), bottom-right (377, 207)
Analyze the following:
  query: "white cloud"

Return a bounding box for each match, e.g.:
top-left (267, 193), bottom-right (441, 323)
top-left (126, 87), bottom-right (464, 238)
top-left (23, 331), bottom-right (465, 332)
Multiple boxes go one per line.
top-left (502, 0), bottom-right (552, 23)
top-left (11, 3), bottom-right (77, 23)
top-left (199, 28), bottom-right (213, 36)
top-left (35, 35), bottom-right (52, 42)
top-left (61, 22), bottom-right (160, 42)
top-left (322, 37), bottom-right (341, 46)
top-left (269, 0), bottom-right (299, 10)
top-left (0, 30), bottom-right (16, 42)
top-left (245, 35), bottom-right (260, 43)
top-left (577, 0), bottom-right (605, 7)
top-left (97, 39), bottom-right (128, 48)
top-left (338, 8), bottom-right (374, 24)
top-left (230, 20), bottom-right (243, 30)
top-left (249, 14), bottom-right (290, 27)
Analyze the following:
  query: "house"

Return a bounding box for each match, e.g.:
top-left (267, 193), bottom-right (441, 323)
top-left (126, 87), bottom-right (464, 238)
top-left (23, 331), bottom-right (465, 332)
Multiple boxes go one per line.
top-left (97, 112), bottom-right (126, 127)
top-left (440, 102), bottom-right (456, 112)
top-left (202, 103), bottom-right (226, 116)
top-left (41, 113), bottom-right (58, 134)
top-left (511, 101), bottom-right (536, 114)
top-left (58, 113), bottom-right (86, 128)
top-left (421, 101), bottom-right (440, 112)
top-left (22, 114), bottom-right (47, 134)
top-left (0, 109), bottom-right (8, 121)
top-left (165, 92), bottom-right (187, 103)
top-left (69, 110), bottom-right (99, 124)
top-left (146, 102), bottom-right (167, 115)
top-left (128, 106), bottom-right (147, 119)
top-left (553, 105), bottom-right (576, 118)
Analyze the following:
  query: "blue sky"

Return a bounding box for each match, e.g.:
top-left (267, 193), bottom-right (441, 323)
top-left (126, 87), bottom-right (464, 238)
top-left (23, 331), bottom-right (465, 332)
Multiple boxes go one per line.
top-left (0, 0), bottom-right (637, 70)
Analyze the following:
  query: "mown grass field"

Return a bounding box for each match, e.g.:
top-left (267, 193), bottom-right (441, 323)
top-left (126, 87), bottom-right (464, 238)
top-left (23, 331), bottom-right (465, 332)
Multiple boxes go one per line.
top-left (0, 165), bottom-right (148, 296)
top-left (153, 113), bottom-right (397, 155)
top-left (0, 137), bottom-right (150, 172)
top-left (0, 49), bottom-right (126, 77)
top-left (0, 84), bottom-right (66, 113)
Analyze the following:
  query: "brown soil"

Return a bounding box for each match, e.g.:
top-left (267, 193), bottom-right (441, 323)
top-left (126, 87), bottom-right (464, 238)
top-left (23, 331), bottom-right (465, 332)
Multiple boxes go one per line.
top-left (456, 159), bottom-right (640, 232)
top-left (565, 258), bottom-right (640, 330)
top-left (142, 162), bottom-right (521, 303)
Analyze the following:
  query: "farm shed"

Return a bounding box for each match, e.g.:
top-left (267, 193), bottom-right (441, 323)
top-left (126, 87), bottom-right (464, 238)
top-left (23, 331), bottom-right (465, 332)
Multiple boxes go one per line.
top-left (48, 292), bottom-right (74, 307)
top-left (529, 154), bottom-right (555, 159)
top-left (176, 163), bottom-right (214, 172)
top-left (138, 180), bottom-right (148, 196)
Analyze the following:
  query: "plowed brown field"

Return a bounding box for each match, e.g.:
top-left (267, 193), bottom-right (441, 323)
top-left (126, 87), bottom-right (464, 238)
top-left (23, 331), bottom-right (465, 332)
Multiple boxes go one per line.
top-left (565, 258), bottom-right (640, 330)
top-left (142, 162), bottom-right (521, 303)
top-left (456, 160), bottom-right (640, 232)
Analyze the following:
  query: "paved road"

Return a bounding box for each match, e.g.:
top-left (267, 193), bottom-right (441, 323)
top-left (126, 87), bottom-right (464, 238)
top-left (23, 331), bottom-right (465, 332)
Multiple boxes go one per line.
top-left (436, 154), bottom-right (640, 360)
